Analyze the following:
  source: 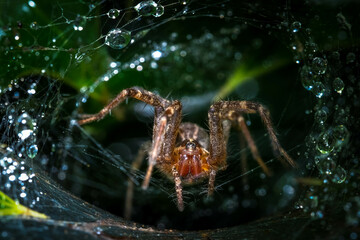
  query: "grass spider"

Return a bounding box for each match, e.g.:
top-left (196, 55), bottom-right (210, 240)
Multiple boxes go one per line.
top-left (78, 86), bottom-right (296, 218)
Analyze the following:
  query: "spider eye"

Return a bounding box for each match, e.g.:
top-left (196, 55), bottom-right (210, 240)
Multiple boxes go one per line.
top-left (185, 141), bottom-right (196, 150)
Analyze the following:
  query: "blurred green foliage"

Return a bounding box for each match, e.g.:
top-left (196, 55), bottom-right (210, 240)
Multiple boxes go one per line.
top-left (0, 190), bottom-right (47, 218)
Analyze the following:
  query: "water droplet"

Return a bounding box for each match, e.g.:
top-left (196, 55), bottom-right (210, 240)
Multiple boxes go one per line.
top-left (333, 125), bottom-right (349, 143)
top-left (28, 0), bottom-right (36, 7)
top-left (332, 166), bottom-right (346, 183)
top-left (151, 50), bottom-right (162, 60)
top-left (332, 77), bottom-right (345, 94)
top-left (312, 57), bottom-right (327, 75)
top-left (15, 113), bottom-right (34, 140)
top-left (89, 4), bottom-right (95, 10)
top-left (95, 227), bottom-right (103, 235)
top-left (105, 29), bottom-right (131, 49)
top-left (291, 21), bottom-right (301, 33)
top-left (315, 109), bottom-right (327, 124)
top-left (19, 173), bottom-right (29, 181)
top-left (27, 144), bottom-right (38, 158)
top-left (315, 210), bottom-right (324, 219)
top-left (179, 0), bottom-right (189, 4)
top-left (75, 52), bottom-right (87, 63)
top-left (300, 65), bottom-right (314, 90)
top-left (307, 195), bottom-right (318, 208)
top-left (27, 88), bottom-right (36, 95)
top-left (304, 42), bottom-right (318, 58)
top-left (73, 15), bottom-right (86, 31)
top-left (30, 22), bottom-right (38, 30)
top-left (316, 132), bottom-right (335, 154)
top-left (107, 9), bottom-right (120, 19)
top-left (134, 0), bottom-right (158, 17)
top-left (9, 175), bottom-right (16, 181)
top-left (311, 82), bottom-right (326, 98)
top-left (316, 157), bottom-right (336, 175)
top-left (154, 4), bottom-right (164, 17)
top-left (283, 185), bottom-right (295, 196)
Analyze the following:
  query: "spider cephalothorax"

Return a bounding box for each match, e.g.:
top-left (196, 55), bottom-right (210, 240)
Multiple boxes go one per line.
top-left (78, 86), bottom-right (296, 217)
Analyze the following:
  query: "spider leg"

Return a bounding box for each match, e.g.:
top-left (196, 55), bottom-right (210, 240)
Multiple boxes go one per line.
top-left (78, 87), bottom-right (185, 211)
top-left (142, 116), bottom-right (167, 189)
top-left (237, 116), bottom-right (272, 176)
top-left (210, 101), bottom-right (296, 167)
top-left (78, 87), bottom-right (184, 209)
top-left (238, 132), bottom-right (250, 192)
top-left (78, 87), bottom-right (170, 125)
top-left (207, 119), bottom-right (231, 196)
top-left (207, 169), bottom-right (217, 196)
top-left (154, 101), bottom-right (184, 211)
top-left (141, 100), bottom-right (182, 190)
top-left (253, 103), bottom-right (297, 168)
top-left (124, 141), bottom-right (151, 220)
top-left (207, 101), bottom-right (296, 196)
top-left (206, 105), bottom-right (228, 196)
top-left (172, 166), bottom-right (184, 211)
top-left (158, 100), bottom-right (182, 161)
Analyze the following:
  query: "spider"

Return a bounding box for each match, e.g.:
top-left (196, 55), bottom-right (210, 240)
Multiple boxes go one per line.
top-left (78, 86), bottom-right (296, 215)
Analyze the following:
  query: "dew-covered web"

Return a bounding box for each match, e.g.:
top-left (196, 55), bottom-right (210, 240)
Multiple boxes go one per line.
top-left (0, 0), bottom-right (359, 238)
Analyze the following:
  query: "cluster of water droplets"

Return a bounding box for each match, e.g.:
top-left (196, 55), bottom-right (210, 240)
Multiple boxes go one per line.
top-left (1, 111), bottom-right (38, 200)
top-left (2, 78), bottom-right (40, 159)
top-left (288, 18), bottom-right (359, 222)
top-left (134, 1), bottom-right (165, 18)
top-left (80, 25), bottom-right (243, 108)
top-left (104, 0), bottom-right (186, 50)
top-left (302, 66), bottom-right (350, 187)
top-left (15, 112), bottom-right (39, 159)
top-left (299, 56), bottom-right (329, 98)
top-left (0, 76), bottom-right (49, 204)
top-left (0, 146), bottom-right (36, 200)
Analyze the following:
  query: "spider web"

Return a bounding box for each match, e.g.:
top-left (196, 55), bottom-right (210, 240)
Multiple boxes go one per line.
top-left (0, 0), bottom-right (359, 238)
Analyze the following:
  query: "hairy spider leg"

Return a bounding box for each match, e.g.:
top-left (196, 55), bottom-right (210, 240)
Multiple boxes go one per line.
top-left (124, 141), bottom-right (151, 220)
top-left (207, 101), bottom-right (296, 196)
top-left (77, 87), bottom-right (173, 185)
top-left (156, 101), bottom-right (184, 211)
top-left (78, 87), bottom-right (187, 211)
top-left (256, 104), bottom-right (297, 168)
top-left (128, 101), bottom-right (184, 212)
top-left (158, 100), bottom-right (182, 163)
top-left (237, 116), bottom-right (272, 176)
top-left (172, 166), bottom-right (184, 211)
top-left (77, 87), bottom-right (170, 125)
top-left (142, 116), bottom-right (167, 189)
top-left (238, 132), bottom-right (250, 192)
top-left (208, 169), bottom-right (217, 197)
top-left (207, 104), bottom-right (227, 196)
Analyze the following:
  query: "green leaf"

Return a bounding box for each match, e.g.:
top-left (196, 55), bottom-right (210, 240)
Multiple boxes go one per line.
top-left (214, 58), bottom-right (288, 101)
top-left (0, 190), bottom-right (48, 219)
